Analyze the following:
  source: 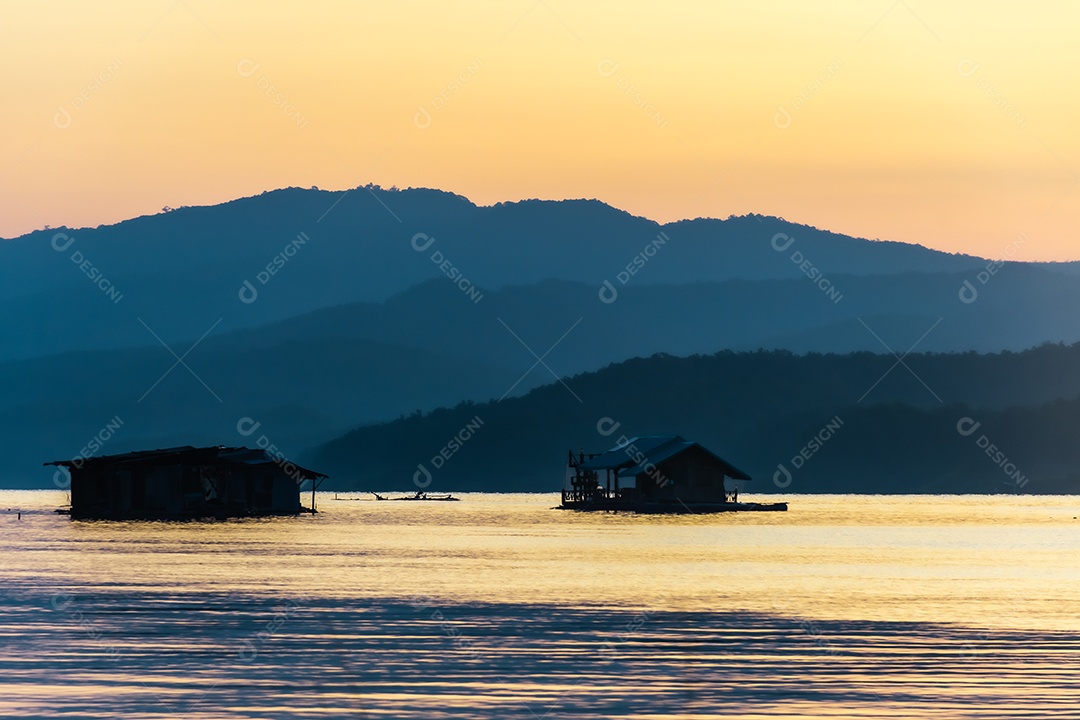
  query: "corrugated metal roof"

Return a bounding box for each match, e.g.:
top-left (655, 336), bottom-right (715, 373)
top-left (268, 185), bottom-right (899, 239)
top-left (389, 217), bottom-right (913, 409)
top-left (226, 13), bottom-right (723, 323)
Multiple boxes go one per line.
top-left (45, 445), bottom-right (327, 480)
top-left (616, 440), bottom-right (696, 477)
top-left (46, 445), bottom-right (202, 464)
top-left (579, 435), bottom-right (751, 480)
top-left (579, 436), bottom-right (684, 470)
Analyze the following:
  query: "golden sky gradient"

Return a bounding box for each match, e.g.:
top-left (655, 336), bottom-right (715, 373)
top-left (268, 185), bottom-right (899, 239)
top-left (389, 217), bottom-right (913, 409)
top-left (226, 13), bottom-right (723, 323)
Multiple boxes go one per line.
top-left (2, 1), bottom-right (1078, 259)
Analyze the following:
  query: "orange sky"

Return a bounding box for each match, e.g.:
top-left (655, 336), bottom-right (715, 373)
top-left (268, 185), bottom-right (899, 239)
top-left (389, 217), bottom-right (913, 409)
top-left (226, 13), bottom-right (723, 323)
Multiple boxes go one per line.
top-left (2, 1), bottom-right (1078, 260)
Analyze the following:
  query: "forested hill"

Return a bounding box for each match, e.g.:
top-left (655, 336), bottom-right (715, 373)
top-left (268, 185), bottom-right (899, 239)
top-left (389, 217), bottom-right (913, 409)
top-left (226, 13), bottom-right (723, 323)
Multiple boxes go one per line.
top-left (0, 185), bottom-right (1015, 361)
top-left (310, 344), bottom-right (1080, 495)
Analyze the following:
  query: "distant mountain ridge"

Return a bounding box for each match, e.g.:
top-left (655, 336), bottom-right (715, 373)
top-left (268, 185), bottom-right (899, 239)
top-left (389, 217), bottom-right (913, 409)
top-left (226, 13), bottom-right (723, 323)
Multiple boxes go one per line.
top-left (0, 184), bottom-right (1047, 361)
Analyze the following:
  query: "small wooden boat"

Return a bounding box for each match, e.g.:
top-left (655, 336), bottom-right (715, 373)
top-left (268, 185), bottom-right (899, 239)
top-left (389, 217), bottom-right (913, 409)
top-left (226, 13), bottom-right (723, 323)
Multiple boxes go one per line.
top-left (370, 491), bottom-right (460, 502)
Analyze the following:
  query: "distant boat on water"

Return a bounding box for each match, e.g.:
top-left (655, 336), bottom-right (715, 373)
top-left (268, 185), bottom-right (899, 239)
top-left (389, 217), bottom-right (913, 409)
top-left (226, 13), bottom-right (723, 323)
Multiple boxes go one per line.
top-left (369, 491), bottom-right (460, 502)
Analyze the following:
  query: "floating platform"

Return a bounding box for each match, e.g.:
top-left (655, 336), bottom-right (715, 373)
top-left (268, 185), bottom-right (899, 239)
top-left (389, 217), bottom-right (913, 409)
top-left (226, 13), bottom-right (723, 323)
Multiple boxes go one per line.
top-left (561, 436), bottom-right (788, 514)
top-left (46, 445), bottom-right (326, 520)
top-left (560, 499), bottom-right (787, 514)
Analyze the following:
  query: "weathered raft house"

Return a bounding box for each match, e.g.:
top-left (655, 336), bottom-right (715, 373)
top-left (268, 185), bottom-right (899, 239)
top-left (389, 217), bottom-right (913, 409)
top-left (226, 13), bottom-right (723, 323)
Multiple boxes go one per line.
top-left (562, 435), bottom-right (786, 513)
top-left (46, 445), bottom-right (327, 520)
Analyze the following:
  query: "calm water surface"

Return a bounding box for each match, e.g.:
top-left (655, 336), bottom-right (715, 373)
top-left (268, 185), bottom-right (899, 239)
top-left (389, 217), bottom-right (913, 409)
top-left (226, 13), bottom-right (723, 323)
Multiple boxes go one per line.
top-left (2, 491), bottom-right (1079, 718)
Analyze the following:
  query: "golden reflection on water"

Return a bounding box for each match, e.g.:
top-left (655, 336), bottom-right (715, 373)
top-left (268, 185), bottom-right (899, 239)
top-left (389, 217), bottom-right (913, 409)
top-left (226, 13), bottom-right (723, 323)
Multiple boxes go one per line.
top-left (7, 492), bottom-right (1079, 629)
top-left (2, 491), bottom-right (1079, 718)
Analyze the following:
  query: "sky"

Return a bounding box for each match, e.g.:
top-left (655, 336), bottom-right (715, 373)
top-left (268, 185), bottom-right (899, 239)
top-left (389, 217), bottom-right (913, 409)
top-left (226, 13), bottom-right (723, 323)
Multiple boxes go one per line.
top-left (2, 1), bottom-right (1078, 260)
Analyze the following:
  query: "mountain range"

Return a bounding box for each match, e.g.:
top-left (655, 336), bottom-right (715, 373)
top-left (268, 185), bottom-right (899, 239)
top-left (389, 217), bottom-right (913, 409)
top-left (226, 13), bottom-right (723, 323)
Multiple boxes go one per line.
top-left (3, 185), bottom-right (1078, 491)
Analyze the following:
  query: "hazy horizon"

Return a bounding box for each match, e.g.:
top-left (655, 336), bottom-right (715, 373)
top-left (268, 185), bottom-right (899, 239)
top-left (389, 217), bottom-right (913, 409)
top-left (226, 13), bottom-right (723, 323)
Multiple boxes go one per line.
top-left (4, 2), bottom-right (1078, 260)
top-left (8, 183), bottom-right (1080, 267)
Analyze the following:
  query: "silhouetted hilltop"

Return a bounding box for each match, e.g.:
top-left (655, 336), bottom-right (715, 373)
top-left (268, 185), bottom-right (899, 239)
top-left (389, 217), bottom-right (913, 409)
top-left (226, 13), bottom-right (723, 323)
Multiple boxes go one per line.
top-left (0, 185), bottom-right (1026, 360)
top-left (310, 343), bottom-right (1080, 494)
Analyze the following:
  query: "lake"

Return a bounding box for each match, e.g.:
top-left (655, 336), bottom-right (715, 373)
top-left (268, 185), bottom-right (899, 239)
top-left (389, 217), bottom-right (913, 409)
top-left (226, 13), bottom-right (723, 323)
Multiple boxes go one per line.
top-left (2, 491), bottom-right (1079, 718)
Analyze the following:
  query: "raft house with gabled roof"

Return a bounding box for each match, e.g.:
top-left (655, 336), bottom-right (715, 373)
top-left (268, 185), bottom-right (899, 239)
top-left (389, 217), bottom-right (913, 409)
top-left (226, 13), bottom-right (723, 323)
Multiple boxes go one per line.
top-left (561, 435), bottom-right (786, 513)
top-left (46, 445), bottom-right (327, 520)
